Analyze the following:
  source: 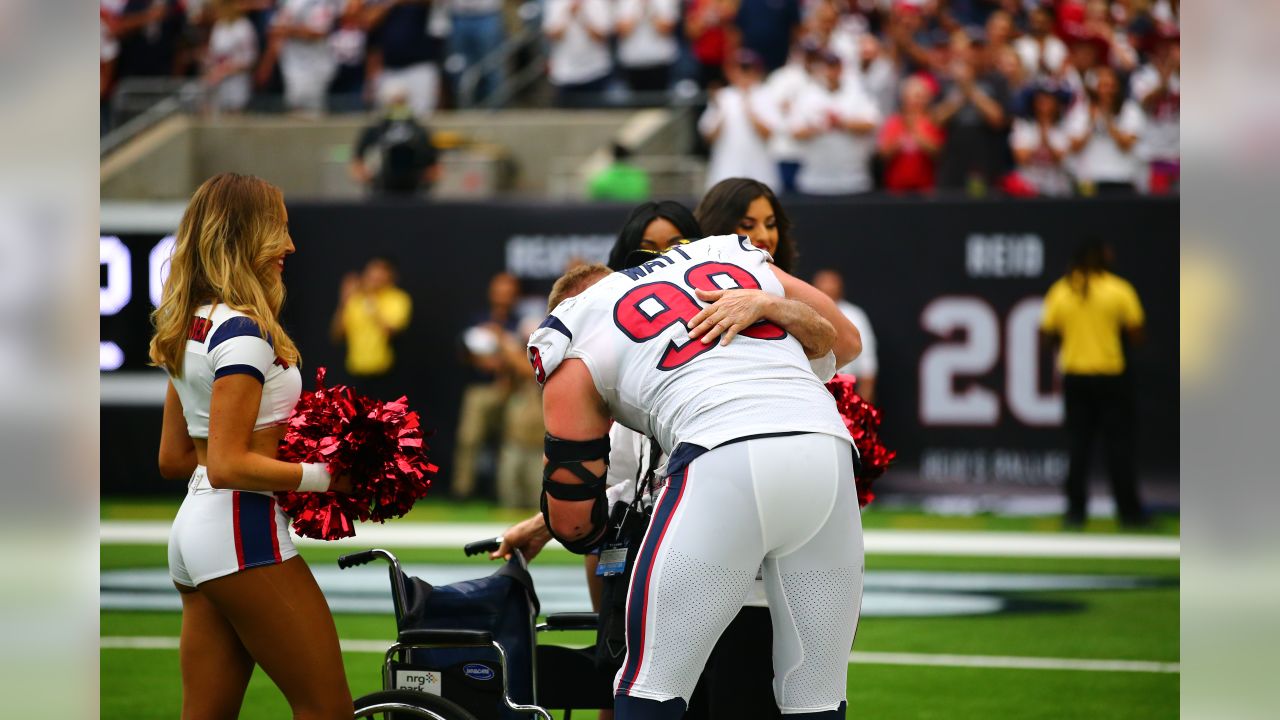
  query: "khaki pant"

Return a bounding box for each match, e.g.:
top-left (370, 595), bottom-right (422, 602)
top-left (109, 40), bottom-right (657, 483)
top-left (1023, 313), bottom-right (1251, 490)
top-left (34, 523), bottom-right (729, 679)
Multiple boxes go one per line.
top-left (495, 381), bottom-right (545, 509)
top-left (450, 383), bottom-right (509, 499)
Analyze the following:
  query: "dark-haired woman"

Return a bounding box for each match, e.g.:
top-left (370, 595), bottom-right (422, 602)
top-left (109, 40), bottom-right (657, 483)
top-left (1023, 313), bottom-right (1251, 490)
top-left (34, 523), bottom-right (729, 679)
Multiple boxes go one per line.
top-left (606, 201), bottom-right (702, 270)
top-left (1064, 66), bottom-right (1144, 195)
top-left (695, 176), bottom-right (796, 272)
top-left (1040, 239), bottom-right (1148, 528)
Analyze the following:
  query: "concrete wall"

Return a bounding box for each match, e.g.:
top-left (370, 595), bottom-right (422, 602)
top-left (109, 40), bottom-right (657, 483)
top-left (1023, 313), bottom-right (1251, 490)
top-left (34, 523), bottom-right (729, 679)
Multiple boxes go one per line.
top-left (101, 110), bottom-right (648, 200)
top-left (100, 116), bottom-right (197, 201)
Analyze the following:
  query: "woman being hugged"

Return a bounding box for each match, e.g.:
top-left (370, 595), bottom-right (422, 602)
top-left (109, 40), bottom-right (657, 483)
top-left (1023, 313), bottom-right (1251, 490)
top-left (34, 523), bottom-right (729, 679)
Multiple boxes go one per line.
top-left (695, 176), bottom-right (797, 273)
top-left (150, 172), bottom-right (352, 719)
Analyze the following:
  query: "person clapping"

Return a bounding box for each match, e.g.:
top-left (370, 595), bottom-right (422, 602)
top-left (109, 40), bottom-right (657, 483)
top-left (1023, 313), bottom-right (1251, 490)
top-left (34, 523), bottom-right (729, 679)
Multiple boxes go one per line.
top-left (790, 50), bottom-right (881, 195)
top-left (698, 50), bottom-right (784, 192)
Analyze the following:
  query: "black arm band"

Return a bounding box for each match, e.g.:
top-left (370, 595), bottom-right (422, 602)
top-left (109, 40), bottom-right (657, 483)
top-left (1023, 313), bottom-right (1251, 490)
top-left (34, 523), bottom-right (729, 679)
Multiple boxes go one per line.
top-left (541, 432), bottom-right (611, 554)
top-left (544, 434), bottom-right (612, 463)
top-left (543, 433), bottom-right (611, 494)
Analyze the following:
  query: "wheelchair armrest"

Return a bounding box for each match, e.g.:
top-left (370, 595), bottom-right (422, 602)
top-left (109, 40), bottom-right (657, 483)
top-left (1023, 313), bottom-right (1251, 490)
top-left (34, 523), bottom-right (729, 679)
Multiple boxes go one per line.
top-left (396, 628), bottom-right (495, 647)
top-left (542, 612), bottom-right (600, 631)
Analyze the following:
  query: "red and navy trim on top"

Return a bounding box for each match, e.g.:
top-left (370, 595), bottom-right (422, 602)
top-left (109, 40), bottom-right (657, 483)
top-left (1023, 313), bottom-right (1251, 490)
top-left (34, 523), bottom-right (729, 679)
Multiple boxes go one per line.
top-left (539, 314), bottom-right (573, 340)
top-left (208, 316), bottom-right (271, 384)
top-left (208, 316), bottom-right (269, 350)
top-left (214, 364), bottom-right (266, 383)
top-left (232, 492), bottom-right (283, 571)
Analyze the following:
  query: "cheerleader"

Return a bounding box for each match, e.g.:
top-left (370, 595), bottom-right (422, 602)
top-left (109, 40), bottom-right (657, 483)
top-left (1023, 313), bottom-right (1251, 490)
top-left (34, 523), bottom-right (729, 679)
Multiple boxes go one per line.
top-left (150, 173), bottom-right (352, 719)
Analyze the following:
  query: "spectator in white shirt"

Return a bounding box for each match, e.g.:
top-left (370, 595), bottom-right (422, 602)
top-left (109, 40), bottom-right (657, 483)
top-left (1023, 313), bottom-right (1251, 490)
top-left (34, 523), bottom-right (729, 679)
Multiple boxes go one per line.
top-left (362, 0), bottom-right (446, 118)
top-left (616, 0), bottom-right (679, 94)
top-left (813, 268), bottom-right (878, 403)
top-left (806, 0), bottom-right (859, 68)
top-left (203, 0), bottom-right (258, 113)
top-left (791, 50), bottom-right (881, 195)
top-left (698, 50), bottom-right (783, 192)
top-left (765, 40), bottom-right (820, 193)
top-left (544, 0), bottom-right (613, 106)
top-left (257, 0), bottom-right (338, 113)
top-left (855, 33), bottom-right (898, 116)
top-left (1060, 37), bottom-right (1098, 110)
top-left (1129, 35), bottom-right (1179, 194)
top-left (1015, 4), bottom-right (1067, 80)
top-left (1064, 65), bottom-right (1144, 194)
top-left (1010, 83), bottom-right (1074, 197)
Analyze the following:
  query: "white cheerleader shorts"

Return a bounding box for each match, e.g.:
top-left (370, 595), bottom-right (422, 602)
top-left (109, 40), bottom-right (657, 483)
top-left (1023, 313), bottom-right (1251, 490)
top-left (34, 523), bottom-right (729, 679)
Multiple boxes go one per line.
top-left (614, 432), bottom-right (864, 717)
top-left (168, 465), bottom-right (298, 588)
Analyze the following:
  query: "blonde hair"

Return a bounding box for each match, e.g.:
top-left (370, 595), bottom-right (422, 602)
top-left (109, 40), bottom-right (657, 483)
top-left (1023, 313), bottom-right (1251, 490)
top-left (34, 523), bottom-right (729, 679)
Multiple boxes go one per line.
top-left (548, 263), bottom-right (612, 313)
top-left (149, 173), bottom-right (301, 376)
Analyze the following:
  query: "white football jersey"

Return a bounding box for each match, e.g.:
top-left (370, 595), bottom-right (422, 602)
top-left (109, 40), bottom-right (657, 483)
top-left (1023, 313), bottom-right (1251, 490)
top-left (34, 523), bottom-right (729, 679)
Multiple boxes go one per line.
top-left (527, 234), bottom-right (851, 455)
top-left (170, 304), bottom-right (302, 439)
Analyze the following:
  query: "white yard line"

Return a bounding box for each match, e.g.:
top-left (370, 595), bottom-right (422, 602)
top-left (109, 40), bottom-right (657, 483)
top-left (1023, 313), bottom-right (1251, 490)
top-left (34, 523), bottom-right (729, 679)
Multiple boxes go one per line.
top-left (847, 651), bottom-right (1179, 674)
top-left (101, 636), bottom-right (393, 654)
top-left (99, 521), bottom-right (1179, 559)
top-left (99, 637), bottom-right (1178, 673)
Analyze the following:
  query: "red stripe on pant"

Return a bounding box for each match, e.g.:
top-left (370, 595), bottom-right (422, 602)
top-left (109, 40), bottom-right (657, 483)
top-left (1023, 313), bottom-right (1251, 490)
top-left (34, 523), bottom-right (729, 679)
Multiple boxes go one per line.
top-left (268, 497), bottom-right (282, 563)
top-left (232, 492), bottom-right (246, 570)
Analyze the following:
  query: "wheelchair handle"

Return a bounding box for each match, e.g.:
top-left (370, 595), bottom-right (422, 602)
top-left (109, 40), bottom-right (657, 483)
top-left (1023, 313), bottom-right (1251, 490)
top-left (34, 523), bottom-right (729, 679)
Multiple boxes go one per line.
top-left (337, 550), bottom-right (379, 569)
top-left (464, 536), bottom-right (504, 557)
top-left (337, 549), bottom-right (408, 619)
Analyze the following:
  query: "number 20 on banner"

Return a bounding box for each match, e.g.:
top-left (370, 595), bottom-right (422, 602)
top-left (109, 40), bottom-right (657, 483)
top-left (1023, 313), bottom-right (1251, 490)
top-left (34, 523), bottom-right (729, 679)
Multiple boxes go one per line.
top-left (919, 296), bottom-right (1062, 428)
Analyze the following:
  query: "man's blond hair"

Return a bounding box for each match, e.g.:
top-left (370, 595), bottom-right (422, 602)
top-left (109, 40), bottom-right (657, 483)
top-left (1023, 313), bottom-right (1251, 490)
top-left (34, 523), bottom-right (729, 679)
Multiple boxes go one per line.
top-left (548, 263), bottom-right (612, 312)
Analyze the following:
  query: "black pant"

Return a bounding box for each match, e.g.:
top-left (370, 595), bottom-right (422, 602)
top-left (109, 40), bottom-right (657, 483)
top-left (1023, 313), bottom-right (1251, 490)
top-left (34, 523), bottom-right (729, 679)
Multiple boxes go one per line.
top-left (555, 75), bottom-right (611, 108)
top-left (623, 65), bottom-right (671, 94)
top-left (1062, 374), bottom-right (1145, 524)
top-left (684, 606), bottom-right (781, 719)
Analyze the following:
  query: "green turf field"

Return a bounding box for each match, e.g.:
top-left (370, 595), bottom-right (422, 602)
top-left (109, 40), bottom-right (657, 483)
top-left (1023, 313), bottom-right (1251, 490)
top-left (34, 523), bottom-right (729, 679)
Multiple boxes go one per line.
top-left (101, 496), bottom-right (1182, 535)
top-left (100, 500), bottom-right (1179, 719)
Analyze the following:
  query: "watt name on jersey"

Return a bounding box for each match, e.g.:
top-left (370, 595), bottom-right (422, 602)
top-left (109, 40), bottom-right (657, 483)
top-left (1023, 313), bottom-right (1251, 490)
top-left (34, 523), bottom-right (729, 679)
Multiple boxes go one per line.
top-left (527, 234), bottom-right (850, 455)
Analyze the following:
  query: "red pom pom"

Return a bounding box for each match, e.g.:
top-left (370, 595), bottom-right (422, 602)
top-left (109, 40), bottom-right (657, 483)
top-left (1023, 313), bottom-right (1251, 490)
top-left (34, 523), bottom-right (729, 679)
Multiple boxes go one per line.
top-left (276, 368), bottom-right (438, 540)
top-left (825, 374), bottom-right (896, 507)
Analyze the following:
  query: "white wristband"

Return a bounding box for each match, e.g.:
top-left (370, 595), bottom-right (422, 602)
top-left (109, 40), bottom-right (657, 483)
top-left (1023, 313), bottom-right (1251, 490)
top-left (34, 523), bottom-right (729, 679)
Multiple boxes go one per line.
top-left (297, 463), bottom-right (332, 493)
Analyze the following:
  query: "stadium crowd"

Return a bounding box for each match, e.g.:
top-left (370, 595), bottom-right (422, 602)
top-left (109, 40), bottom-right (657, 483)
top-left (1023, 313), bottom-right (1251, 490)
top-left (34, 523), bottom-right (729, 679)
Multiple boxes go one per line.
top-left (102, 0), bottom-right (1179, 196)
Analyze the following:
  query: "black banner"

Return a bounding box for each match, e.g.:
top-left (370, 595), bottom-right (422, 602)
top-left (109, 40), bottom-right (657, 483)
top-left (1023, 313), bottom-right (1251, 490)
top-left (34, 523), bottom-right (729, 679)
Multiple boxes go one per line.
top-left (102, 197), bottom-right (1177, 497)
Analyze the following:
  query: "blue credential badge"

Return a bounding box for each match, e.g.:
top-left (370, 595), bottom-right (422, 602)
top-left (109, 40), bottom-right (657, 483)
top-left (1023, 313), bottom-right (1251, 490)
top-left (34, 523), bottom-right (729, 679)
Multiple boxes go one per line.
top-left (596, 542), bottom-right (629, 576)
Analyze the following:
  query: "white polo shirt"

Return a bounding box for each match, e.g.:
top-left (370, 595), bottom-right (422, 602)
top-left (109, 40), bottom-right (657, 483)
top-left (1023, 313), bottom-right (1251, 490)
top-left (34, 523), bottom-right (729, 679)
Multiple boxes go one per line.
top-left (616, 0), bottom-right (679, 69)
top-left (792, 81), bottom-right (881, 194)
top-left (1064, 100), bottom-right (1145, 184)
top-left (698, 85), bottom-right (784, 191)
top-left (544, 0), bottom-right (613, 86)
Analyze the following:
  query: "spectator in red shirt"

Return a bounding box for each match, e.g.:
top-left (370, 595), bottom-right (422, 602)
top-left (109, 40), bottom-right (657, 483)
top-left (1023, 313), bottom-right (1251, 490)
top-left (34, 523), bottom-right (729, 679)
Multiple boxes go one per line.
top-left (878, 74), bottom-right (944, 193)
top-left (686, 0), bottom-right (739, 87)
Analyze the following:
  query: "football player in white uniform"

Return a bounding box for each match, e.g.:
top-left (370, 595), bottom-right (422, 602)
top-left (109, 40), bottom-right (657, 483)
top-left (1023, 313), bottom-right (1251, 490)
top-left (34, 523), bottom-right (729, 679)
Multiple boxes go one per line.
top-left (150, 173), bottom-right (353, 718)
top-left (529, 235), bottom-right (864, 719)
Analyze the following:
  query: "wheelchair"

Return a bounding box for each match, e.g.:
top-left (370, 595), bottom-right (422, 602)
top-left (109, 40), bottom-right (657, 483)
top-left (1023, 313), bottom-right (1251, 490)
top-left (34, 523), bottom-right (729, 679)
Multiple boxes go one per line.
top-left (341, 540), bottom-right (616, 720)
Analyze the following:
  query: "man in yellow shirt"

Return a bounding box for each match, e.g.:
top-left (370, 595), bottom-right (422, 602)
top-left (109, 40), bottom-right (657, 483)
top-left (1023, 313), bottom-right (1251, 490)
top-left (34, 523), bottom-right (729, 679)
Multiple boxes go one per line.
top-left (1041, 240), bottom-right (1148, 529)
top-left (331, 257), bottom-right (413, 399)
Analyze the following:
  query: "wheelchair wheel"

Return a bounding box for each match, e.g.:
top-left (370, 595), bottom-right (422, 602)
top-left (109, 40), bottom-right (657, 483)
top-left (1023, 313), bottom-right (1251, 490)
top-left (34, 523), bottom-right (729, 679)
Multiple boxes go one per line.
top-left (352, 689), bottom-right (480, 720)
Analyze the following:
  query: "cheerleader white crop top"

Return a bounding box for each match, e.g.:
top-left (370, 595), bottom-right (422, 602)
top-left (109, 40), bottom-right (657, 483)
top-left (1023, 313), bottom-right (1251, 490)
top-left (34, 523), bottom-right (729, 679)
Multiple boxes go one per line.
top-left (170, 304), bottom-right (303, 439)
